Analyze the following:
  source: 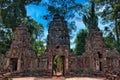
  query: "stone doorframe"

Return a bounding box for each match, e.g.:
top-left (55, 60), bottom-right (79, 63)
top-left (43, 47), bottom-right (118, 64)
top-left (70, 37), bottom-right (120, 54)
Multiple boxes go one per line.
top-left (10, 58), bottom-right (18, 71)
top-left (48, 54), bottom-right (68, 76)
top-left (6, 58), bottom-right (21, 71)
top-left (52, 55), bottom-right (65, 76)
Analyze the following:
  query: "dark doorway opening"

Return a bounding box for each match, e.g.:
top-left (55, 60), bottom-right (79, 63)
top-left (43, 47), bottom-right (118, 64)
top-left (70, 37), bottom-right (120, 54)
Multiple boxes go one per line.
top-left (99, 62), bottom-right (102, 71)
top-left (56, 46), bottom-right (60, 49)
top-left (52, 55), bottom-right (64, 76)
top-left (10, 58), bottom-right (18, 71)
top-left (98, 52), bottom-right (102, 59)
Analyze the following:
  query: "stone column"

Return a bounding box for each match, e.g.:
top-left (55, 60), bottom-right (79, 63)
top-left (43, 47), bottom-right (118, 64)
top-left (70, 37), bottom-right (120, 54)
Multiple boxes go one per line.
top-left (17, 59), bottom-right (21, 71)
top-left (48, 56), bottom-right (53, 76)
top-left (29, 59), bottom-right (32, 69)
top-left (6, 58), bottom-right (10, 68)
top-left (90, 56), bottom-right (94, 71)
top-left (49, 57), bottom-right (52, 70)
top-left (64, 51), bottom-right (69, 76)
top-left (65, 56), bottom-right (68, 70)
top-left (64, 56), bottom-right (68, 75)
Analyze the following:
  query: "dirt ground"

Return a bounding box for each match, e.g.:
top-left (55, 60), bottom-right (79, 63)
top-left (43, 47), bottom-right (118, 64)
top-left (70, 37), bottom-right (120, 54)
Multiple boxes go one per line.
top-left (12, 77), bottom-right (104, 80)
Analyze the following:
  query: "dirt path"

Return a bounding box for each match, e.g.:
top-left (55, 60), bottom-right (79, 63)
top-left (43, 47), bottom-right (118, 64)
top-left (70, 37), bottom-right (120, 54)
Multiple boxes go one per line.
top-left (12, 77), bottom-right (104, 80)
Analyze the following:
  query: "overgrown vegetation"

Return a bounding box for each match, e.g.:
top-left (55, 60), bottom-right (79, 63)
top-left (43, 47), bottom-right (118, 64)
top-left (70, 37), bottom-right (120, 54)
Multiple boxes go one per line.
top-left (74, 29), bottom-right (88, 55)
top-left (0, 0), bottom-right (45, 56)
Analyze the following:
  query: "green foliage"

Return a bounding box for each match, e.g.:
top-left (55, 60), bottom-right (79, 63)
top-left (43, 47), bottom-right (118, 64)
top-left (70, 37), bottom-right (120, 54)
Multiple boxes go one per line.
top-left (1, 1), bottom-right (24, 30)
top-left (0, 0), bottom-right (41, 31)
top-left (74, 29), bottom-right (88, 55)
top-left (42, 0), bottom-right (82, 30)
top-left (103, 26), bottom-right (120, 52)
top-left (114, 4), bottom-right (120, 12)
top-left (0, 25), bottom-right (12, 54)
top-left (22, 17), bottom-right (44, 55)
top-left (94, 0), bottom-right (120, 50)
top-left (0, 0), bottom-right (44, 55)
top-left (70, 49), bottom-right (74, 53)
top-left (53, 55), bottom-right (63, 71)
top-left (54, 55), bottom-right (59, 65)
top-left (46, 0), bottom-right (82, 17)
top-left (22, 17), bottom-right (44, 40)
top-left (32, 40), bottom-right (45, 56)
top-left (104, 32), bottom-right (116, 49)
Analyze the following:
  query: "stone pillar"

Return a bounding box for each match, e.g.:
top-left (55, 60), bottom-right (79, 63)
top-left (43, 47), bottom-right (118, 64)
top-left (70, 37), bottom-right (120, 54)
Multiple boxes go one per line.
top-left (64, 56), bottom-right (68, 75)
top-left (49, 57), bottom-right (52, 70)
top-left (6, 58), bottom-right (10, 68)
top-left (29, 59), bottom-right (32, 69)
top-left (48, 57), bottom-right (53, 76)
top-left (89, 56), bottom-right (93, 70)
top-left (103, 57), bottom-right (107, 72)
top-left (65, 56), bottom-right (68, 69)
top-left (17, 59), bottom-right (21, 71)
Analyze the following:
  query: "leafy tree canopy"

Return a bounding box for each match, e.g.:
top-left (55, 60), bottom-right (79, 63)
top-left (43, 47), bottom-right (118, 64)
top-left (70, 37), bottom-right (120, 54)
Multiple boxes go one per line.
top-left (82, 1), bottom-right (98, 29)
top-left (94, 0), bottom-right (120, 52)
top-left (0, 0), bottom-right (45, 55)
top-left (74, 29), bottom-right (88, 55)
top-left (0, 0), bottom-right (41, 31)
top-left (41, 0), bottom-right (82, 30)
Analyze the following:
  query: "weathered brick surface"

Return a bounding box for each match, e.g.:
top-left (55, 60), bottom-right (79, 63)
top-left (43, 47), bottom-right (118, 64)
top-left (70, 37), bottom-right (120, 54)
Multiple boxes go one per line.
top-left (104, 65), bottom-right (120, 80)
top-left (46, 14), bottom-right (70, 75)
top-left (5, 24), bottom-right (37, 72)
top-left (66, 24), bottom-right (120, 77)
top-left (0, 14), bottom-right (120, 78)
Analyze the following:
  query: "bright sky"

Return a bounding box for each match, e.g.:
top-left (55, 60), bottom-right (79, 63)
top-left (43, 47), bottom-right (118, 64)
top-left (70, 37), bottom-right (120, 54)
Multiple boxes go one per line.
top-left (25, 0), bottom-right (106, 48)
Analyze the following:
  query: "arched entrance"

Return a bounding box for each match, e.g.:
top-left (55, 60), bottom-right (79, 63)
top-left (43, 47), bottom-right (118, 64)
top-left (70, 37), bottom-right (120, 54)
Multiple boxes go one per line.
top-left (10, 58), bottom-right (18, 71)
top-left (52, 55), bottom-right (65, 76)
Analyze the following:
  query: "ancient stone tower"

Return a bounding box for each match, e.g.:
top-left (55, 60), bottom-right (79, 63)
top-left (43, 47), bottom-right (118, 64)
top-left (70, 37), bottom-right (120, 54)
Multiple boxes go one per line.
top-left (84, 27), bottom-right (105, 71)
top-left (85, 27), bottom-right (105, 53)
top-left (47, 14), bottom-right (70, 76)
top-left (5, 24), bottom-right (36, 71)
top-left (84, 26), bottom-right (120, 72)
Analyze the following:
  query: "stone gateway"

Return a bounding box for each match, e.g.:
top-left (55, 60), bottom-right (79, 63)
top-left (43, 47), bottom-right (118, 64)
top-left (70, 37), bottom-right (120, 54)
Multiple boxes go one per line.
top-left (0, 14), bottom-right (120, 77)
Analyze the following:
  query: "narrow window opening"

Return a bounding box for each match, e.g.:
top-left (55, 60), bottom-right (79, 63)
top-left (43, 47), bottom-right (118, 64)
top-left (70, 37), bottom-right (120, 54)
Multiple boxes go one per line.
top-left (56, 46), bottom-right (60, 49)
top-left (10, 58), bottom-right (18, 71)
top-left (98, 52), bottom-right (102, 59)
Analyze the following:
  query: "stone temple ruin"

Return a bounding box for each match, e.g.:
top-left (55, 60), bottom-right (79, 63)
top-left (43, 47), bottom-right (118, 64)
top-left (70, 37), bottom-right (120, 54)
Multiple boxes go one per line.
top-left (5, 24), bottom-right (37, 72)
top-left (0, 14), bottom-right (120, 78)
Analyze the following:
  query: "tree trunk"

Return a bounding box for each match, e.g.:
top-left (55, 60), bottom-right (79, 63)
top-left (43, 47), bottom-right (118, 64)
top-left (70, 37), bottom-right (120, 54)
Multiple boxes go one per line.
top-left (114, 12), bottom-right (119, 47)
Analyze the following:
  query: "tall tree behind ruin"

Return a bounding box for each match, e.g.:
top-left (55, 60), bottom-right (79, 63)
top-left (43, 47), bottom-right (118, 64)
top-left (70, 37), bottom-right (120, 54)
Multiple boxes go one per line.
top-left (0, 0), bottom-right (41, 31)
top-left (74, 29), bottom-right (88, 55)
top-left (0, 8), bottom-right (12, 54)
top-left (74, 1), bottom-right (97, 55)
top-left (82, 1), bottom-right (98, 29)
top-left (94, 0), bottom-right (120, 52)
top-left (74, 1), bottom-right (98, 55)
top-left (42, 0), bottom-right (82, 30)
top-left (0, 0), bottom-right (45, 55)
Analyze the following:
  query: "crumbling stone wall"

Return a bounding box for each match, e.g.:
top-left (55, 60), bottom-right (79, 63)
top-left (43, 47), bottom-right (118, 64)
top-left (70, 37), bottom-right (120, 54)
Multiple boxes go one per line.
top-left (68, 54), bottom-right (90, 70)
top-left (104, 64), bottom-right (120, 80)
top-left (5, 24), bottom-right (37, 72)
top-left (37, 53), bottom-right (49, 70)
top-left (66, 27), bottom-right (120, 77)
top-left (0, 14), bottom-right (119, 77)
